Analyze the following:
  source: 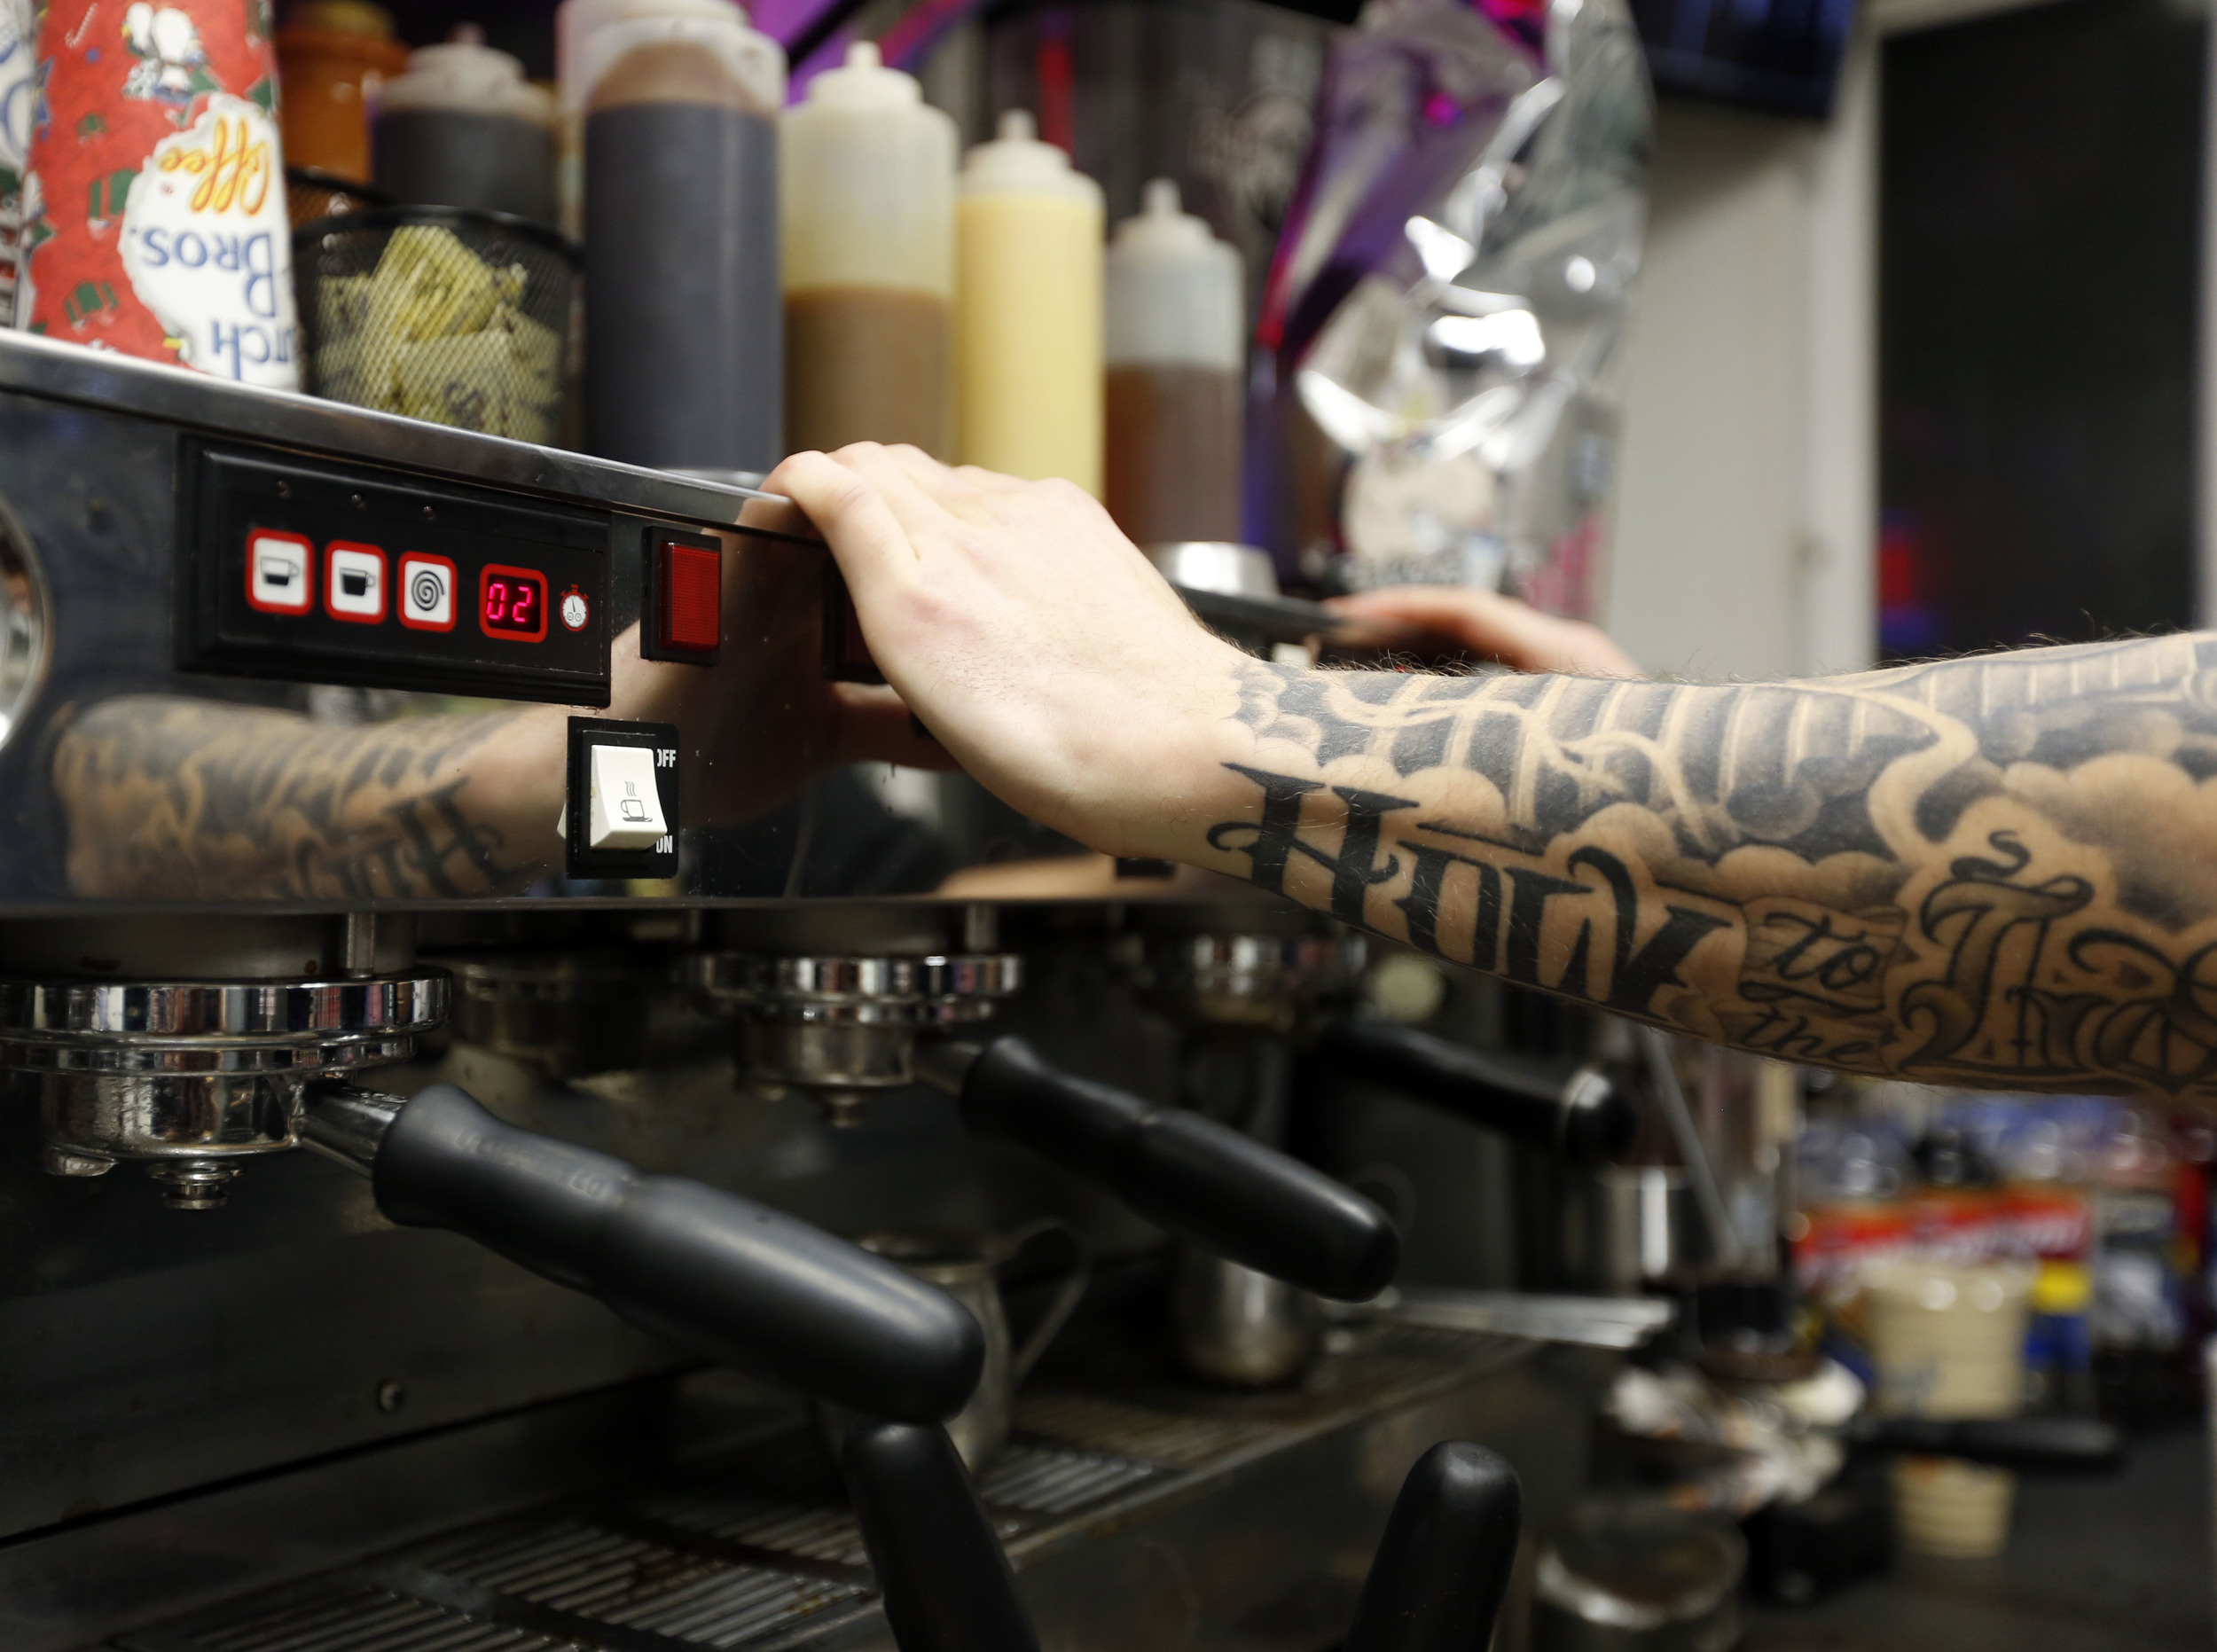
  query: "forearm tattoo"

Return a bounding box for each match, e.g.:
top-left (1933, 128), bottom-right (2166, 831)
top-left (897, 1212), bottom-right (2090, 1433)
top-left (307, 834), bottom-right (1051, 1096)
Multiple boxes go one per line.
top-left (1210, 637), bottom-right (2217, 1096)
top-left (56, 698), bottom-right (532, 899)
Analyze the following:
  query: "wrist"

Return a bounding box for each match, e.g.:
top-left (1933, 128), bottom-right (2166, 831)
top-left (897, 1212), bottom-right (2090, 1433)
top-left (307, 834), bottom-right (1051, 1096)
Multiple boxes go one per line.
top-left (1038, 641), bottom-right (1260, 862)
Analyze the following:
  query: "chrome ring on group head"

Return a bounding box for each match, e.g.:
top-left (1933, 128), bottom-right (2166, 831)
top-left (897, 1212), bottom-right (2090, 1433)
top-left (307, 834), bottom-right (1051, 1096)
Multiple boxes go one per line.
top-left (684, 952), bottom-right (1022, 1025)
top-left (0, 967), bottom-right (450, 1208)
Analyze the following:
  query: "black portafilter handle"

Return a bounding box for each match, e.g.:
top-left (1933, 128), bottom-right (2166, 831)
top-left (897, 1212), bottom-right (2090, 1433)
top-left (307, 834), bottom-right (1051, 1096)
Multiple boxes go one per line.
top-left (1317, 1018), bottom-right (1634, 1169)
top-left (920, 1036), bottom-right (1399, 1303)
top-left (302, 1084), bottom-right (984, 1425)
top-left (1848, 1414), bottom-right (2125, 1474)
top-left (1344, 1441), bottom-right (1522, 1652)
top-left (842, 1420), bottom-right (1041, 1652)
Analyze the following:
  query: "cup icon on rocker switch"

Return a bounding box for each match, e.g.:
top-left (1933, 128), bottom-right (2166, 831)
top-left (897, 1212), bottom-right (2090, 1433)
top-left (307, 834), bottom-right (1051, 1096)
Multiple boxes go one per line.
top-left (588, 743), bottom-right (669, 851)
top-left (398, 552), bottom-right (458, 632)
top-left (247, 530), bottom-right (313, 615)
top-left (325, 543), bottom-right (388, 624)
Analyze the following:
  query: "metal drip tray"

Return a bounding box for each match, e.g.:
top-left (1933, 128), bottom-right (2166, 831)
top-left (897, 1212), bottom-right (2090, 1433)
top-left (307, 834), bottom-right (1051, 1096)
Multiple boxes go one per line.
top-left (114, 1327), bottom-right (1568, 1652)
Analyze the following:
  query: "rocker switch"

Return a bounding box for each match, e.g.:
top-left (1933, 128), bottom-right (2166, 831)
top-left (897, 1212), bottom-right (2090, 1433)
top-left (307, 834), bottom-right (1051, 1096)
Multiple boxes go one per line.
top-left (587, 744), bottom-right (669, 850)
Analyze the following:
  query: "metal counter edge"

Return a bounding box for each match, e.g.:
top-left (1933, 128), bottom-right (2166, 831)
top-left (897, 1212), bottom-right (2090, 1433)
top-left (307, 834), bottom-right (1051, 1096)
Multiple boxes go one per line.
top-left (0, 330), bottom-right (803, 536)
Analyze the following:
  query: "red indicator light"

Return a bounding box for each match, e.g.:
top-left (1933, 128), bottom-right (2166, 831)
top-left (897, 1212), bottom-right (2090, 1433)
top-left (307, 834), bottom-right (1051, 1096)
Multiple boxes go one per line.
top-left (479, 563), bottom-right (549, 642)
top-left (660, 542), bottom-right (721, 653)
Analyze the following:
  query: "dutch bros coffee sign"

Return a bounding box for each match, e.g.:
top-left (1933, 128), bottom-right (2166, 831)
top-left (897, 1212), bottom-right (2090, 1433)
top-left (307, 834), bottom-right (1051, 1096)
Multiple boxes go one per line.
top-left (119, 92), bottom-right (295, 387)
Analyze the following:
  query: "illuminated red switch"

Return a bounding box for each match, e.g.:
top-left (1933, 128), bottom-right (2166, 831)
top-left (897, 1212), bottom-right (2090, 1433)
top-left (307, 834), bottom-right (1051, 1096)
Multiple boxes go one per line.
top-left (648, 534), bottom-right (722, 664)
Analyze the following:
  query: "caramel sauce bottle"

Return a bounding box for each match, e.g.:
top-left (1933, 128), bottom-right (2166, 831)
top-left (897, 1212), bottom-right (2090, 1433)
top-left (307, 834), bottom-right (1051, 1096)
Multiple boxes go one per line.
top-left (1104, 180), bottom-right (1244, 546)
top-left (781, 42), bottom-right (956, 458)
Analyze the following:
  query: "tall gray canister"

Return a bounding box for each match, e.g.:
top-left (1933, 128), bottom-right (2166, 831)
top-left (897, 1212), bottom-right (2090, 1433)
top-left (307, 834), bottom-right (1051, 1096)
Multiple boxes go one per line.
top-left (581, 4), bottom-right (784, 473)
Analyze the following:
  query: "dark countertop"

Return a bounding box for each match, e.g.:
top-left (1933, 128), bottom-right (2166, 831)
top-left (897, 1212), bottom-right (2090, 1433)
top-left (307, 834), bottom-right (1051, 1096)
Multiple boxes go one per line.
top-left (1744, 1422), bottom-right (2211, 1652)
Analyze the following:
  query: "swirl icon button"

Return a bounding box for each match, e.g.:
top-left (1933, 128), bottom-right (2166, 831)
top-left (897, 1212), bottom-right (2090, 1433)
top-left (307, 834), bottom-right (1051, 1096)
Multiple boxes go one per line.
top-left (398, 552), bottom-right (457, 632)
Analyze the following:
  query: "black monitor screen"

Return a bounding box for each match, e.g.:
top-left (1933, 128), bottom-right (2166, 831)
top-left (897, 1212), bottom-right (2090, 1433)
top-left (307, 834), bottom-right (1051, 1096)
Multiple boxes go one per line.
top-left (1629, 0), bottom-right (1861, 118)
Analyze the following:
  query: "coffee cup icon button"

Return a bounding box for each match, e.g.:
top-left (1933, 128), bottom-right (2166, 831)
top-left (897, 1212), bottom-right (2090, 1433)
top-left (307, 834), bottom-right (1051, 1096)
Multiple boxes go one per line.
top-left (326, 544), bottom-right (389, 623)
top-left (247, 531), bottom-right (314, 615)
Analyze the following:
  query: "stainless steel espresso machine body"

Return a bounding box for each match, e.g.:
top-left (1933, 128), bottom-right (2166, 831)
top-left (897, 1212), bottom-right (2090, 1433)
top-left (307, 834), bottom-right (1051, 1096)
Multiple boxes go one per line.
top-left (0, 331), bottom-right (1622, 1652)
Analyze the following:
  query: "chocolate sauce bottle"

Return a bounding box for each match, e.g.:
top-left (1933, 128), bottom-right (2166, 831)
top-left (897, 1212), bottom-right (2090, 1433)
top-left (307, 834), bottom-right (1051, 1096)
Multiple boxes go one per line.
top-left (583, 15), bottom-right (782, 474)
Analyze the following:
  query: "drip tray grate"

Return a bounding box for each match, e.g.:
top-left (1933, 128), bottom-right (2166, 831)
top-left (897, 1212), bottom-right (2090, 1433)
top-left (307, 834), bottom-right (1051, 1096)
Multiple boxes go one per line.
top-left (117, 1326), bottom-right (1518, 1652)
top-left (119, 1436), bottom-right (1169, 1652)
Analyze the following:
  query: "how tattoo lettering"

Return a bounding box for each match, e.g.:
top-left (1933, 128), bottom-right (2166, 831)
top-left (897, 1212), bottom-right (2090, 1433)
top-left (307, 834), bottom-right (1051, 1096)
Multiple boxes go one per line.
top-left (1210, 636), bottom-right (2217, 1097)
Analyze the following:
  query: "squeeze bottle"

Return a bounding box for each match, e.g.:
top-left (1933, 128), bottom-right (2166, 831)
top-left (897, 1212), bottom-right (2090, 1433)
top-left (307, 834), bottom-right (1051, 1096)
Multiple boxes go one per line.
top-left (1105, 179), bottom-right (1244, 544)
top-left (781, 42), bottom-right (956, 458)
top-left (373, 38), bottom-right (558, 225)
top-left (582, 8), bottom-right (784, 474)
top-left (275, 2), bottom-right (410, 187)
top-left (955, 111), bottom-right (1102, 492)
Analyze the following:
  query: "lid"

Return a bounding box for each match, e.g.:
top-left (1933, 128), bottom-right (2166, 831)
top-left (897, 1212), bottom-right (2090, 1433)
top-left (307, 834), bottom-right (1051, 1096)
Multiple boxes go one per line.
top-left (559, 0), bottom-right (753, 89)
top-left (568, 0), bottom-right (782, 118)
top-left (799, 40), bottom-right (923, 110)
top-left (276, 0), bottom-right (411, 68)
top-left (960, 110), bottom-right (1101, 205)
top-left (1105, 177), bottom-right (1241, 367)
top-left (1111, 179), bottom-right (1219, 262)
top-left (2033, 1259), bottom-right (2093, 1314)
top-left (380, 40), bottom-right (557, 125)
top-left (281, 0), bottom-right (398, 37)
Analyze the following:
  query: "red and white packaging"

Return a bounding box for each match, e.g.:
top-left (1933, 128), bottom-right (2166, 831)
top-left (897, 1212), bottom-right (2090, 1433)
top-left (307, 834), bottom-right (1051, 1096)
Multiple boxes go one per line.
top-left (19, 0), bottom-right (297, 385)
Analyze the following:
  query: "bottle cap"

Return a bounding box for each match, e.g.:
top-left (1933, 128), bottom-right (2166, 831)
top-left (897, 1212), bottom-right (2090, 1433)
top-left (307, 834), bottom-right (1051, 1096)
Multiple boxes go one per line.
top-left (1105, 176), bottom-right (1242, 368)
top-left (803, 40), bottom-right (924, 108)
top-left (960, 108), bottom-right (1100, 204)
top-left (1111, 179), bottom-right (1220, 260)
top-left (2033, 1260), bottom-right (2093, 1315)
top-left (382, 39), bottom-right (556, 124)
top-left (283, 1), bottom-right (398, 37)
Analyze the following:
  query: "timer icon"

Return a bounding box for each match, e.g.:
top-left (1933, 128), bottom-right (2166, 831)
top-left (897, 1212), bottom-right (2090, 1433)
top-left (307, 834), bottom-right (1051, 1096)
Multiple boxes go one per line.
top-left (560, 587), bottom-right (590, 631)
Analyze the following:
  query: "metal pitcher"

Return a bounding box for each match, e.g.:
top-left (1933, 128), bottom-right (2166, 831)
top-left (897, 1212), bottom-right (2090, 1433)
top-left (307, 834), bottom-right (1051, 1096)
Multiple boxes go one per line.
top-left (1171, 1241), bottom-right (1323, 1388)
top-left (851, 1220), bottom-right (1092, 1469)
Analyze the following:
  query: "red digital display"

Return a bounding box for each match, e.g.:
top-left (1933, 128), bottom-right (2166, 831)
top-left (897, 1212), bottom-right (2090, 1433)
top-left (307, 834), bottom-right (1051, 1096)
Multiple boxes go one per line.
top-left (479, 564), bottom-right (548, 642)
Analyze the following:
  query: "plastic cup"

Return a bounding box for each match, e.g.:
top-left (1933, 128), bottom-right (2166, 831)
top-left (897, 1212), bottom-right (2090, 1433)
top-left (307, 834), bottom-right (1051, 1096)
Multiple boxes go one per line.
top-left (1863, 1261), bottom-right (2033, 1559)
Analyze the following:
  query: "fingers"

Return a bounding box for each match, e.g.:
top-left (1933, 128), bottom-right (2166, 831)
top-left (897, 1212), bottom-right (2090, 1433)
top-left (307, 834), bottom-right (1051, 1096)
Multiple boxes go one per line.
top-left (735, 481), bottom-right (814, 541)
top-left (831, 442), bottom-right (975, 541)
top-left (763, 450), bottom-right (920, 587)
top-left (1327, 585), bottom-right (1641, 678)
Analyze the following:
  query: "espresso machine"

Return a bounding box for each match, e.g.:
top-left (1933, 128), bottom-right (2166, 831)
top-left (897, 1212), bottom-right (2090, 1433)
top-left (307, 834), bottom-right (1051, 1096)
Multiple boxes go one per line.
top-left (0, 329), bottom-right (1639, 1652)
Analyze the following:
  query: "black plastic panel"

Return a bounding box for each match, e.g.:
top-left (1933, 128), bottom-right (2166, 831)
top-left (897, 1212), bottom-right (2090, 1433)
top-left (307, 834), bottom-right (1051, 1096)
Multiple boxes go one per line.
top-left (565, 716), bottom-right (679, 881)
top-left (175, 440), bottom-right (614, 704)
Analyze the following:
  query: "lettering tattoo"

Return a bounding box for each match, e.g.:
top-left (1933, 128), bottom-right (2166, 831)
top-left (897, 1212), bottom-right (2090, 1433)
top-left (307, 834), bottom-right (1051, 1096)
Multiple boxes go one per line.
top-left (1211, 638), bottom-right (2217, 1096)
top-left (55, 697), bottom-right (535, 899)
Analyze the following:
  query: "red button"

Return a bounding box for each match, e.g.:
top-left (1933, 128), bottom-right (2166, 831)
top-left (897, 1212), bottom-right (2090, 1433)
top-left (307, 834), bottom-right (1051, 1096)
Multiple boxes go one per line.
top-left (660, 542), bottom-right (721, 653)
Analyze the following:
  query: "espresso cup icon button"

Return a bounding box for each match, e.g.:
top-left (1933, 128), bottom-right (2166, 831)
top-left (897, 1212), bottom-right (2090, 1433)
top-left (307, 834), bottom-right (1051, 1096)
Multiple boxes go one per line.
top-left (326, 544), bottom-right (388, 623)
top-left (247, 530), bottom-right (314, 615)
top-left (399, 554), bottom-right (456, 630)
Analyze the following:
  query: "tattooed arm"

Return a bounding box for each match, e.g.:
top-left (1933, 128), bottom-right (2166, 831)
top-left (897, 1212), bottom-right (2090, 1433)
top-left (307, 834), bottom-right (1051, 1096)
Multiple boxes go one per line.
top-left (775, 442), bottom-right (2217, 1099)
top-left (59, 534), bottom-right (949, 899)
top-left (58, 699), bottom-right (559, 899)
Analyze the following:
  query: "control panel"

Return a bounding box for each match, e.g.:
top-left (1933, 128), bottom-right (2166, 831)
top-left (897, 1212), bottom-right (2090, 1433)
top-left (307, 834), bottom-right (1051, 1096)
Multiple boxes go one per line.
top-left (176, 441), bottom-right (615, 705)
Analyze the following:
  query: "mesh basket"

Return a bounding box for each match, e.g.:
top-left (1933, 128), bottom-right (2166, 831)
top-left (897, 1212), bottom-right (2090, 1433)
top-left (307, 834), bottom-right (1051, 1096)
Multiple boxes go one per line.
top-left (285, 167), bottom-right (390, 231)
top-left (294, 205), bottom-right (576, 445)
